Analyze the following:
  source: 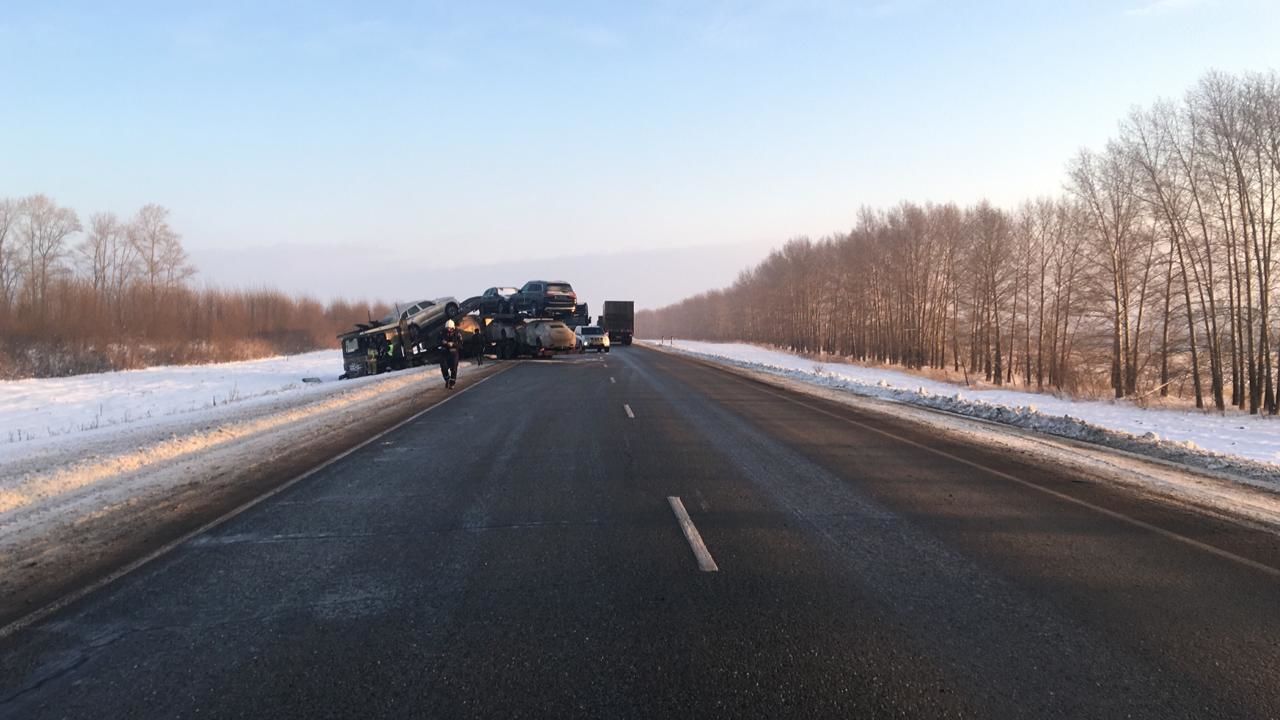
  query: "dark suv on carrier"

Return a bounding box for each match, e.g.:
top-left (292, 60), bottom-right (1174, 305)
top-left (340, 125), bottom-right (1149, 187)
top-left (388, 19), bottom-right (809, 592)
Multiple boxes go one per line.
top-left (512, 280), bottom-right (577, 317)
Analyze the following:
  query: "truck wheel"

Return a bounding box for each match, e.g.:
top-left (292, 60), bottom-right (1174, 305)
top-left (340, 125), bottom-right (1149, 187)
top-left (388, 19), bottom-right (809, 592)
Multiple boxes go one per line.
top-left (407, 324), bottom-right (420, 344)
top-left (445, 302), bottom-right (460, 319)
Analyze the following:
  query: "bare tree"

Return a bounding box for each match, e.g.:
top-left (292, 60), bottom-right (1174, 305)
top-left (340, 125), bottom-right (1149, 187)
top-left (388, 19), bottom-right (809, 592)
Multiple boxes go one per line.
top-left (1125, 104), bottom-right (1203, 405)
top-left (78, 212), bottom-right (120, 293)
top-left (1151, 93), bottom-right (1228, 409)
top-left (76, 211), bottom-right (142, 325)
top-left (128, 204), bottom-right (194, 307)
top-left (17, 194), bottom-right (81, 321)
top-left (1069, 146), bottom-right (1144, 397)
top-left (0, 198), bottom-right (18, 317)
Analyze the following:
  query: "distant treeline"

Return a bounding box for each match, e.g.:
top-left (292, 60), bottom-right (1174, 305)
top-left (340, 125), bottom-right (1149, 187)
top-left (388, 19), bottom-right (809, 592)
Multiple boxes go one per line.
top-left (639, 70), bottom-right (1280, 412)
top-left (0, 196), bottom-right (388, 378)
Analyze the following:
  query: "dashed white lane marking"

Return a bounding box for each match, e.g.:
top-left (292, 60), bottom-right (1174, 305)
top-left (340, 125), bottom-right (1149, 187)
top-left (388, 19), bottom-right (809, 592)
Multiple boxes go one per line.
top-left (610, 377), bottom-right (616, 384)
top-left (668, 496), bottom-right (719, 572)
top-left (624, 403), bottom-right (635, 419)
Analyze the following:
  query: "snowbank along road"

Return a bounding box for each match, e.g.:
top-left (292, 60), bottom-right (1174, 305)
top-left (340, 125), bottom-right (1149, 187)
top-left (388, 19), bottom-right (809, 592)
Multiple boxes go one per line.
top-left (0, 353), bottom-right (507, 626)
top-left (649, 339), bottom-right (1280, 484)
top-left (3, 346), bottom-right (1280, 718)
top-left (0, 350), bottom-right (345, 463)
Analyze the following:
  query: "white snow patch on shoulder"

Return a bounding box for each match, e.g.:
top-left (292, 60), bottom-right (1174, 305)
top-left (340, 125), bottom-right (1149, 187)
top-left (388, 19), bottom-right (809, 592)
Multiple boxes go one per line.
top-left (0, 350), bottom-right (344, 463)
top-left (645, 340), bottom-right (1280, 482)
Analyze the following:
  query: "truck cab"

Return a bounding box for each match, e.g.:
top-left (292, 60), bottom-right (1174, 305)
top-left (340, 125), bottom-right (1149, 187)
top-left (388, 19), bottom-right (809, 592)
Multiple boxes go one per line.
top-left (339, 326), bottom-right (403, 378)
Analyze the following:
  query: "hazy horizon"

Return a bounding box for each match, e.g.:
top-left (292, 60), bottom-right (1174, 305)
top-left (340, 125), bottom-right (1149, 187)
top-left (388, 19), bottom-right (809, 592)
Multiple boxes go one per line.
top-left (187, 239), bottom-right (776, 311)
top-left (4, 1), bottom-right (1279, 305)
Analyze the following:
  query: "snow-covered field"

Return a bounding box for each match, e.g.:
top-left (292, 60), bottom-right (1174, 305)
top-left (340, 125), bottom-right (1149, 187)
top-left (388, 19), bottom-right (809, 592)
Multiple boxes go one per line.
top-left (0, 349), bottom-right (457, 565)
top-left (1, 350), bottom-right (495, 615)
top-left (647, 340), bottom-right (1280, 479)
top-left (0, 349), bottom-right (368, 541)
top-left (0, 350), bottom-right (344, 463)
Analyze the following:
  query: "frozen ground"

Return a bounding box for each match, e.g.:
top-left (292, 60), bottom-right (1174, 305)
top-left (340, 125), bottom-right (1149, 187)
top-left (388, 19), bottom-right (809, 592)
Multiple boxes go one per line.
top-left (0, 349), bottom-right (462, 571)
top-left (1, 351), bottom-right (500, 621)
top-left (646, 340), bottom-right (1280, 483)
top-left (0, 350), bottom-right (345, 463)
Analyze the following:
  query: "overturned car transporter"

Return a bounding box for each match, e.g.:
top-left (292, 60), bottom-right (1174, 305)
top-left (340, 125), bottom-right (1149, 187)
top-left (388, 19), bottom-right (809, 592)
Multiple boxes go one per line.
top-left (338, 295), bottom-right (587, 379)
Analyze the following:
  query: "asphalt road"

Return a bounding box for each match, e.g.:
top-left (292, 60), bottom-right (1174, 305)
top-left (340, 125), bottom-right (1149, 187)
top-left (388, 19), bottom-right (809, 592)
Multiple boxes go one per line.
top-left (3, 347), bottom-right (1280, 719)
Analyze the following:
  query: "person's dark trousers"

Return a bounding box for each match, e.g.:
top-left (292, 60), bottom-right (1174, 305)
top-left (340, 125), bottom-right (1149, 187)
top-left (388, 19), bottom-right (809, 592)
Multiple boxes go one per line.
top-left (440, 351), bottom-right (459, 382)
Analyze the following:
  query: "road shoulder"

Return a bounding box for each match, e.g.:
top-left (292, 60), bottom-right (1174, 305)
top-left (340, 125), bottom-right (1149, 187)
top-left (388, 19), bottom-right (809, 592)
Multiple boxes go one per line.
top-left (641, 343), bottom-right (1280, 533)
top-left (0, 361), bottom-right (509, 631)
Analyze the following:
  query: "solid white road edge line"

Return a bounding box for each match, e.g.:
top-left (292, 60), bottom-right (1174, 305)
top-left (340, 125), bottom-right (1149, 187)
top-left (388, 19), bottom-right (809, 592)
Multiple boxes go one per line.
top-left (713, 367), bottom-right (1280, 581)
top-left (668, 496), bottom-right (719, 572)
top-left (624, 403), bottom-right (635, 418)
top-left (0, 364), bottom-right (514, 641)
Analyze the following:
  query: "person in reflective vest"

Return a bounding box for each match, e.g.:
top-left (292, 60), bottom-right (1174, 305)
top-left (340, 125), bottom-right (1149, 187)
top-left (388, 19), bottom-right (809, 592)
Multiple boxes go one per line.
top-left (439, 319), bottom-right (461, 388)
top-left (383, 333), bottom-right (398, 369)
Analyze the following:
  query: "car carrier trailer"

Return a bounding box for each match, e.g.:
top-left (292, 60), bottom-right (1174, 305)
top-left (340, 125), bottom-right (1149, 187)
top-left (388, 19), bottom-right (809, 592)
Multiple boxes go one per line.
top-left (339, 295), bottom-right (583, 377)
top-left (339, 296), bottom-right (481, 379)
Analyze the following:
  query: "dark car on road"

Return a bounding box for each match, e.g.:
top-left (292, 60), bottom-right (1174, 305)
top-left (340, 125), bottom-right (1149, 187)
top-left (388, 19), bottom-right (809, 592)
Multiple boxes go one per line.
top-left (478, 286), bottom-right (518, 315)
top-left (512, 280), bottom-right (577, 317)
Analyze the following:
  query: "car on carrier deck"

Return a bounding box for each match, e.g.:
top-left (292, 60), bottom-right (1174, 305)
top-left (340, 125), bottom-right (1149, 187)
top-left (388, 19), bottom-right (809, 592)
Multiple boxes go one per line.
top-left (512, 280), bottom-right (577, 317)
top-left (478, 286), bottom-right (518, 315)
top-left (519, 319), bottom-right (576, 354)
top-left (386, 297), bottom-right (460, 344)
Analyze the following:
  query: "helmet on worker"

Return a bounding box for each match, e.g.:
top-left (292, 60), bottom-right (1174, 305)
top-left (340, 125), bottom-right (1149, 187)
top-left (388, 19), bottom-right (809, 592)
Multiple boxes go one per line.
top-left (445, 319), bottom-right (455, 330)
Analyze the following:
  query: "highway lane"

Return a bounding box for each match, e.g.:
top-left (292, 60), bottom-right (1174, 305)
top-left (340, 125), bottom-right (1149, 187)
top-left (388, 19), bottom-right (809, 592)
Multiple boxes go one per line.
top-left (3, 347), bottom-right (1280, 718)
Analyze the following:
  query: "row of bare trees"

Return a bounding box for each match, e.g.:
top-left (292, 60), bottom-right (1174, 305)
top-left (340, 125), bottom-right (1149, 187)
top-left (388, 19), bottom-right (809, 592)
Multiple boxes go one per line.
top-left (0, 196), bottom-right (196, 327)
top-left (0, 195), bottom-right (387, 378)
top-left (639, 70), bottom-right (1280, 413)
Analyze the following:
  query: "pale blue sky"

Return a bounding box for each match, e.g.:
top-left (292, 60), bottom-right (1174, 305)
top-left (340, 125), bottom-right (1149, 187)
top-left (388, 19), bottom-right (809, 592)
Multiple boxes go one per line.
top-left (2, 1), bottom-right (1278, 306)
